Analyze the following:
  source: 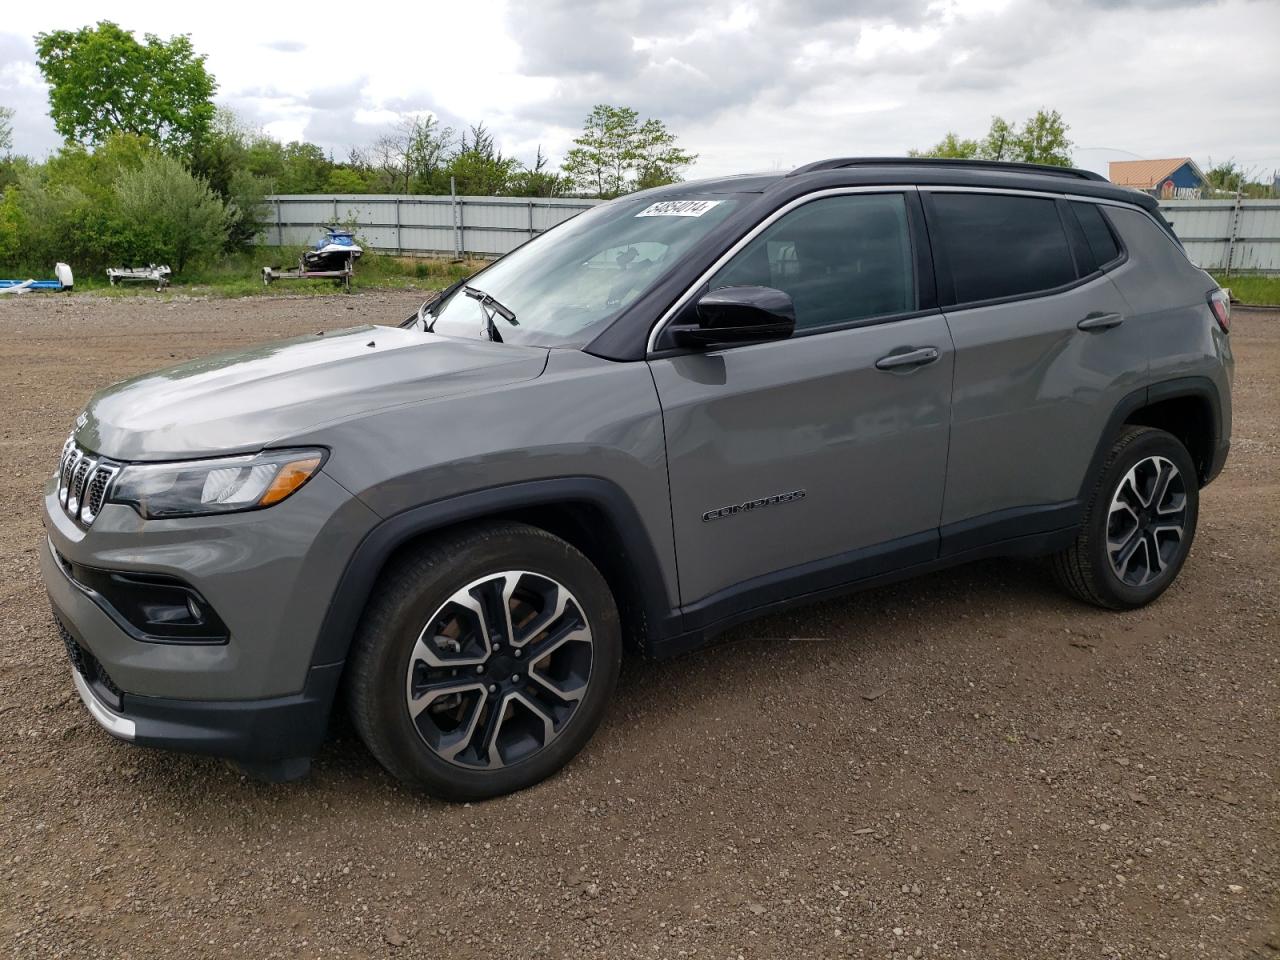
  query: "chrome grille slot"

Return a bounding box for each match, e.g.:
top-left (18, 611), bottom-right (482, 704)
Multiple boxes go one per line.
top-left (67, 456), bottom-right (95, 515)
top-left (54, 435), bottom-right (120, 528)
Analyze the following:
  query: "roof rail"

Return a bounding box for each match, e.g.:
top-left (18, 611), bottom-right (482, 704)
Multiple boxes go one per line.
top-left (786, 156), bottom-right (1108, 182)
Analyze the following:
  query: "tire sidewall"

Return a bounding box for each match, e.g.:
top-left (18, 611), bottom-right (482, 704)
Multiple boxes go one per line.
top-left (364, 528), bottom-right (621, 800)
top-left (1086, 429), bottom-right (1200, 608)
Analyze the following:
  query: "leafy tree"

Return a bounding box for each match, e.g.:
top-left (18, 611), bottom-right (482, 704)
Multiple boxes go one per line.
top-left (34, 21), bottom-right (216, 157)
top-left (190, 110), bottom-right (270, 248)
top-left (633, 118), bottom-right (697, 191)
top-left (1010, 109), bottom-right (1072, 166)
top-left (447, 124), bottom-right (521, 195)
top-left (911, 109), bottom-right (1073, 167)
top-left (563, 105), bottom-right (696, 198)
top-left (908, 131), bottom-right (979, 159)
top-left (0, 106), bottom-right (12, 154)
top-left (508, 146), bottom-right (567, 198)
top-left (114, 152), bottom-right (229, 271)
top-left (4, 134), bottom-right (154, 271)
top-left (324, 167), bottom-right (368, 193)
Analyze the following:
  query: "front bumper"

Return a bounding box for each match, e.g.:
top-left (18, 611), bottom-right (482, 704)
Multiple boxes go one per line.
top-left (50, 574), bottom-right (340, 778)
top-left (39, 467), bottom-right (380, 776)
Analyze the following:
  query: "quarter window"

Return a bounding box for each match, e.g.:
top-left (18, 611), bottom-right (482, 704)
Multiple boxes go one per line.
top-left (930, 193), bottom-right (1077, 304)
top-left (710, 193), bottom-right (915, 331)
top-left (1071, 201), bottom-right (1122, 268)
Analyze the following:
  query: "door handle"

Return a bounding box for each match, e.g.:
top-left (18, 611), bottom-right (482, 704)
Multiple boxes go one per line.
top-left (1077, 312), bottom-right (1125, 331)
top-left (875, 346), bottom-right (940, 371)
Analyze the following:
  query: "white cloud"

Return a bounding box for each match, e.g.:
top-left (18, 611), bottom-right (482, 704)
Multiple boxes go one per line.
top-left (0, 0), bottom-right (1276, 179)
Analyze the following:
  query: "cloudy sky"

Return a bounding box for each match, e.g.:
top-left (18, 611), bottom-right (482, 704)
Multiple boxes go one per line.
top-left (2, 0), bottom-right (1278, 180)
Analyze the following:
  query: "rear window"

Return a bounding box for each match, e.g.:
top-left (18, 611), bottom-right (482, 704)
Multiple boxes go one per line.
top-left (931, 193), bottom-right (1078, 304)
top-left (1072, 201), bottom-right (1122, 268)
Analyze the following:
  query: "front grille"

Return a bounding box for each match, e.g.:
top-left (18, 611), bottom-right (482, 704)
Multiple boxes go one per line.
top-left (56, 616), bottom-right (124, 709)
top-left (55, 435), bottom-right (120, 527)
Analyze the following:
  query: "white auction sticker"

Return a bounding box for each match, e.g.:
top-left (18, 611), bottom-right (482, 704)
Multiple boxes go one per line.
top-left (635, 199), bottom-right (722, 218)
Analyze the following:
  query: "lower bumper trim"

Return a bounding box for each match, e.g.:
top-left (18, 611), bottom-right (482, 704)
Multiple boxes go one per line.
top-left (72, 667), bottom-right (136, 740)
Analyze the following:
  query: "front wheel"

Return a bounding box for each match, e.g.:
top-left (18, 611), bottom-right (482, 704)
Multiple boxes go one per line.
top-left (345, 522), bottom-right (621, 800)
top-left (1052, 426), bottom-right (1199, 609)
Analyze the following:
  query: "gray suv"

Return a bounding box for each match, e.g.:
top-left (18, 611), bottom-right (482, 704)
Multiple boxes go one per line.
top-left (42, 158), bottom-right (1233, 800)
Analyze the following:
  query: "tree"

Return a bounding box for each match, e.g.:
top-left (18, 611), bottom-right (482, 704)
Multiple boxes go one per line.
top-left (34, 21), bottom-right (216, 157)
top-left (1010, 109), bottom-right (1071, 166)
top-left (447, 124), bottom-right (521, 195)
top-left (633, 118), bottom-right (697, 191)
top-left (0, 106), bottom-right (12, 154)
top-left (508, 146), bottom-right (567, 198)
top-left (114, 153), bottom-right (229, 271)
top-left (911, 109), bottom-right (1073, 167)
top-left (908, 131), bottom-right (979, 159)
top-left (562, 105), bottom-right (696, 198)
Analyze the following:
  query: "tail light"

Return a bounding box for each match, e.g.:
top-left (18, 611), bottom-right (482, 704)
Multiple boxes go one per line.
top-left (1208, 288), bottom-right (1230, 332)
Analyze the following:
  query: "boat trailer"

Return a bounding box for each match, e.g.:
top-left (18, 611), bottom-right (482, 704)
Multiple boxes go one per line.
top-left (0, 263), bottom-right (74, 295)
top-left (107, 264), bottom-right (171, 291)
top-left (262, 257), bottom-right (353, 292)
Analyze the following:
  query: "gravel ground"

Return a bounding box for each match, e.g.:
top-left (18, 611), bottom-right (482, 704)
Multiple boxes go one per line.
top-left (0, 293), bottom-right (1275, 960)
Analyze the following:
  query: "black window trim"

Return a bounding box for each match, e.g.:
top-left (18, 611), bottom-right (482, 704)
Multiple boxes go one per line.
top-left (921, 187), bottom-right (1108, 313)
top-left (646, 185), bottom-right (936, 355)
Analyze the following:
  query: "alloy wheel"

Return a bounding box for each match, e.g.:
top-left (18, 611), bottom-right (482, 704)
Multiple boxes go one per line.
top-left (404, 571), bottom-right (594, 769)
top-left (1106, 455), bottom-right (1188, 587)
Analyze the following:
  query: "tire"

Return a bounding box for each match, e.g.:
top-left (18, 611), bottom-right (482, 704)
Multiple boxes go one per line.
top-left (345, 522), bottom-right (621, 801)
top-left (1052, 426), bottom-right (1199, 609)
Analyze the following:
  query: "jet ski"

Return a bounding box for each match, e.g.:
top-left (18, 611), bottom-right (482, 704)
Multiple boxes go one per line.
top-left (302, 227), bottom-right (362, 272)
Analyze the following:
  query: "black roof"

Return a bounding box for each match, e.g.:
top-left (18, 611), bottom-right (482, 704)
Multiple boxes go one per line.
top-left (648, 156), bottom-right (1156, 211)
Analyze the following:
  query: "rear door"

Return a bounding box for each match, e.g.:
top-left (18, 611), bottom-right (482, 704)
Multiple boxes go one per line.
top-left (648, 190), bottom-right (954, 610)
top-left (924, 189), bottom-right (1145, 547)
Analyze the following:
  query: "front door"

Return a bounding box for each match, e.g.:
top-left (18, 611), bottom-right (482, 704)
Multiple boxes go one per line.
top-left (648, 190), bottom-right (954, 613)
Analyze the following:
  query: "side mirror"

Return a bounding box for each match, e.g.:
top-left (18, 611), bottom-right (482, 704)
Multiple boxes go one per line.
top-left (671, 286), bottom-right (796, 347)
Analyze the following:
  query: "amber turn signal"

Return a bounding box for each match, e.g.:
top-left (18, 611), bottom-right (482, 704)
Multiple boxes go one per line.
top-left (259, 456), bottom-right (323, 506)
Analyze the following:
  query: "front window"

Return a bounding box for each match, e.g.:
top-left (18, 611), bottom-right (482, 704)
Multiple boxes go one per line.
top-left (709, 193), bottom-right (915, 331)
top-left (428, 196), bottom-right (742, 347)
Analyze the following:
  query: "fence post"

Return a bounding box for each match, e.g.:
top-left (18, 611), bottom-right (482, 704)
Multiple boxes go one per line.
top-left (1225, 191), bottom-right (1244, 276)
top-left (395, 197), bottom-right (402, 255)
top-left (333, 196), bottom-right (339, 225)
top-left (451, 177), bottom-right (462, 259)
top-left (275, 198), bottom-right (282, 246)
top-left (528, 199), bottom-right (535, 243)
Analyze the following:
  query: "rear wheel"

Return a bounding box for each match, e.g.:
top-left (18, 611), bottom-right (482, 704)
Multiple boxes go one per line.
top-left (1052, 426), bottom-right (1199, 609)
top-left (346, 522), bottom-right (621, 800)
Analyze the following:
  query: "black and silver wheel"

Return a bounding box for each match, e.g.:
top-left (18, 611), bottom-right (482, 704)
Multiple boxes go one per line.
top-left (1052, 426), bottom-right (1199, 609)
top-left (346, 522), bottom-right (621, 800)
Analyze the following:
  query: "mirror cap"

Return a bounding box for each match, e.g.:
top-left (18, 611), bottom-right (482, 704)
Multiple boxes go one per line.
top-left (674, 285), bottom-right (796, 347)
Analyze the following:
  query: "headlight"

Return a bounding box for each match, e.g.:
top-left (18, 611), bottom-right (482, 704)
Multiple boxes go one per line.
top-left (109, 448), bottom-right (326, 519)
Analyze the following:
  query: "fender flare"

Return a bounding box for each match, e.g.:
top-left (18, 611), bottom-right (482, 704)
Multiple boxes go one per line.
top-left (1078, 375), bottom-right (1224, 504)
top-left (309, 476), bottom-right (676, 667)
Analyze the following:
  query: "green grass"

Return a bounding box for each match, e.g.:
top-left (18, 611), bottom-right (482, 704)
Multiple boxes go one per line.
top-left (64, 248), bottom-right (481, 299)
top-left (1210, 272), bottom-right (1280, 306)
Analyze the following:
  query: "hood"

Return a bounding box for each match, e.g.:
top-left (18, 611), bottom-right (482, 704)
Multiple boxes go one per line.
top-left (76, 325), bottom-right (548, 461)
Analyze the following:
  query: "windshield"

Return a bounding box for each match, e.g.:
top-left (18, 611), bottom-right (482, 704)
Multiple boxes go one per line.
top-left (428, 196), bottom-right (742, 347)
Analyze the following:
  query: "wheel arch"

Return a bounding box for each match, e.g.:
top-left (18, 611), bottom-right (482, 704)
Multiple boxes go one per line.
top-left (1081, 377), bottom-right (1223, 503)
top-left (309, 477), bottom-right (678, 670)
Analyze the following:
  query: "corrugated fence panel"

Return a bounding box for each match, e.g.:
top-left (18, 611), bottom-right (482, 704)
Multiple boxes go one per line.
top-left (263, 194), bottom-right (1278, 271)
top-left (265, 194), bottom-right (600, 258)
top-left (1158, 199), bottom-right (1280, 273)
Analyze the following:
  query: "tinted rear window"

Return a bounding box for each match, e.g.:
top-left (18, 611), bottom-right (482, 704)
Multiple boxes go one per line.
top-left (931, 193), bottom-right (1077, 304)
top-left (1072, 201), bottom-right (1122, 268)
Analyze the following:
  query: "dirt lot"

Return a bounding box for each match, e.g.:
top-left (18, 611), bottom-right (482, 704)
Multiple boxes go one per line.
top-left (0, 293), bottom-right (1275, 960)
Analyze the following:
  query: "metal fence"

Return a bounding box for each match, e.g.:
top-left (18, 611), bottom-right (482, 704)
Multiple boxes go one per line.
top-left (1158, 199), bottom-right (1280, 274)
top-left (265, 194), bottom-right (601, 258)
top-left (263, 193), bottom-right (1280, 273)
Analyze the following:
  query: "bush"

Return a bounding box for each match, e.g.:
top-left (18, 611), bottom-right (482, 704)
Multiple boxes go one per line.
top-left (113, 153), bottom-right (230, 272)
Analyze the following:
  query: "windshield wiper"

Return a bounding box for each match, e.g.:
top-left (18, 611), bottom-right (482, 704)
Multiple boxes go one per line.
top-left (463, 285), bottom-right (518, 342)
